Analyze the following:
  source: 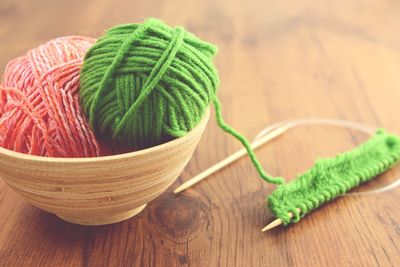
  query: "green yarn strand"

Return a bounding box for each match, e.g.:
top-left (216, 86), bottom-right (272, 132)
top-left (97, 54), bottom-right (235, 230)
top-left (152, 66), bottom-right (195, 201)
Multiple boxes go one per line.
top-left (80, 18), bottom-right (282, 186)
top-left (87, 21), bottom-right (152, 131)
top-left (213, 97), bottom-right (284, 185)
top-left (268, 129), bottom-right (400, 225)
top-left (81, 18), bottom-right (219, 148)
top-left (115, 27), bottom-right (185, 138)
top-left (79, 18), bottom-right (400, 230)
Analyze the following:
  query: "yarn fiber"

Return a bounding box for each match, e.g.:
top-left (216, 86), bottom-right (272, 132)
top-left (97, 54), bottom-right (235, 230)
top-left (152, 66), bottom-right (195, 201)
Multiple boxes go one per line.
top-left (80, 18), bottom-right (283, 185)
top-left (0, 36), bottom-right (102, 157)
top-left (268, 129), bottom-right (400, 225)
top-left (80, 18), bottom-right (218, 148)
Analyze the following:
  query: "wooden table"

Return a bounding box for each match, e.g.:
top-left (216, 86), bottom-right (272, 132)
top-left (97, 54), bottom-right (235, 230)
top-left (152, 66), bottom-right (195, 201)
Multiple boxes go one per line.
top-left (1, 0), bottom-right (399, 266)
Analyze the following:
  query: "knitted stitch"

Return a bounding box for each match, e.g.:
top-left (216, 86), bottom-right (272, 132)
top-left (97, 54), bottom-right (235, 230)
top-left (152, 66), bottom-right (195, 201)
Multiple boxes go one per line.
top-left (268, 129), bottom-right (400, 225)
top-left (80, 18), bottom-right (283, 185)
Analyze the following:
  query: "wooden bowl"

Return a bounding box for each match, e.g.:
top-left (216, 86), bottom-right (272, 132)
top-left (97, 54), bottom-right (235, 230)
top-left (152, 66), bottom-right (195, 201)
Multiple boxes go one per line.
top-left (0, 109), bottom-right (210, 225)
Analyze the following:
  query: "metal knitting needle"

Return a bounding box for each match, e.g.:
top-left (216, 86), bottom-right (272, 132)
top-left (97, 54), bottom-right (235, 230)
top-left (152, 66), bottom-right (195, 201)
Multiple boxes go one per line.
top-left (173, 124), bottom-right (290, 194)
top-left (261, 208), bottom-right (301, 232)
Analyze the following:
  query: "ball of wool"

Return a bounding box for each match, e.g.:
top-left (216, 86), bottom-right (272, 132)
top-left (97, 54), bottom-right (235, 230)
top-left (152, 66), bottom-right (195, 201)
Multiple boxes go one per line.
top-left (80, 18), bottom-right (219, 149)
top-left (0, 36), bottom-right (104, 157)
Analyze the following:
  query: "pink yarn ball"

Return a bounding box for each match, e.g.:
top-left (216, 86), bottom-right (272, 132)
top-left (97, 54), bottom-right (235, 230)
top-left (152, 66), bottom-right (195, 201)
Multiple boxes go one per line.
top-left (0, 36), bottom-right (105, 157)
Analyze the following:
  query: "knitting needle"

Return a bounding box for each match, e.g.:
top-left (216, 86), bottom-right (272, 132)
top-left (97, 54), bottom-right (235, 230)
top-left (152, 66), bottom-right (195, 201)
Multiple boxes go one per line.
top-left (173, 124), bottom-right (290, 194)
top-left (261, 208), bottom-right (301, 232)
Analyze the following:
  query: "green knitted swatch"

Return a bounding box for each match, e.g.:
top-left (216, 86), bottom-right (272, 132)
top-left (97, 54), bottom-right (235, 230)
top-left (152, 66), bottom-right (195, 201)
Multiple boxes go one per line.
top-left (268, 129), bottom-right (400, 225)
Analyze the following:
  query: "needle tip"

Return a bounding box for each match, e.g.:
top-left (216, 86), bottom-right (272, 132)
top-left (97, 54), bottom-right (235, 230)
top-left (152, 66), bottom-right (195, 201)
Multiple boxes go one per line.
top-left (261, 224), bottom-right (274, 232)
top-left (261, 218), bottom-right (283, 232)
top-left (173, 186), bottom-right (184, 194)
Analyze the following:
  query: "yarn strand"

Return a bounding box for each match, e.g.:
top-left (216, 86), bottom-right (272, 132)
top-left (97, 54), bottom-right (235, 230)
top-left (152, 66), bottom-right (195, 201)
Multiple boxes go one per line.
top-left (115, 27), bottom-right (185, 139)
top-left (80, 18), bottom-right (221, 149)
top-left (213, 97), bottom-right (284, 185)
top-left (80, 18), bottom-right (286, 185)
top-left (0, 37), bottom-right (104, 157)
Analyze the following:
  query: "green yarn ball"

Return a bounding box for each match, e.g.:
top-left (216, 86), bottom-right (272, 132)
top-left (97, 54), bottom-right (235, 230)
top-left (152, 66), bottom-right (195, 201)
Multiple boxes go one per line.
top-left (80, 18), bottom-right (219, 149)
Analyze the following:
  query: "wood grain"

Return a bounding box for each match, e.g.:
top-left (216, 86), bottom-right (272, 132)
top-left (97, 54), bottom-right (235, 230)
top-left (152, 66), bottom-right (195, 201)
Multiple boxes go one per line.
top-left (0, 0), bottom-right (399, 266)
top-left (0, 109), bottom-right (209, 226)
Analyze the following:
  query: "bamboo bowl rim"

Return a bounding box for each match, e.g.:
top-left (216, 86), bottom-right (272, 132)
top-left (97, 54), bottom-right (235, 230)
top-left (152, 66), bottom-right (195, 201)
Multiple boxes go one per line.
top-left (0, 108), bottom-right (210, 164)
